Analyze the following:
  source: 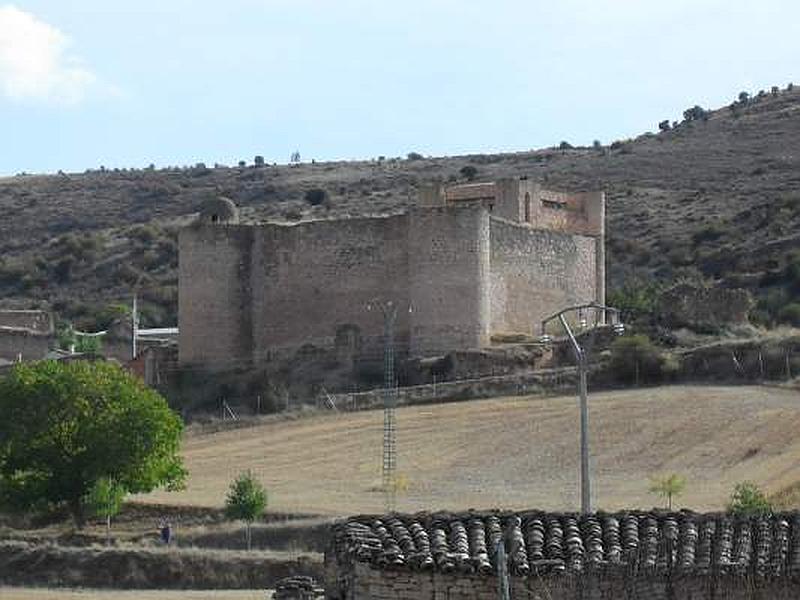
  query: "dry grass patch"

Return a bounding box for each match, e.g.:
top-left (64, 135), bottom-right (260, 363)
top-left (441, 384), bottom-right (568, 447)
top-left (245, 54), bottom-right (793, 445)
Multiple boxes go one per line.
top-left (142, 385), bottom-right (800, 514)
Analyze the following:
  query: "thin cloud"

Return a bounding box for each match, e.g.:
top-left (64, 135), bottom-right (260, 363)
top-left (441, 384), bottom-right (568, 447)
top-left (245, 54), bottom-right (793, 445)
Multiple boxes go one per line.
top-left (0, 5), bottom-right (101, 104)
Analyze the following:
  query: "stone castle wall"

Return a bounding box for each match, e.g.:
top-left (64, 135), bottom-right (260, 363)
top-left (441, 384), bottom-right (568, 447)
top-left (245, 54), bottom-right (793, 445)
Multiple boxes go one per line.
top-left (250, 214), bottom-right (411, 363)
top-left (408, 205), bottom-right (490, 356)
top-left (489, 218), bottom-right (597, 336)
top-left (179, 216), bottom-right (413, 368)
top-left (179, 196), bottom-right (601, 369)
top-left (179, 225), bottom-right (254, 368)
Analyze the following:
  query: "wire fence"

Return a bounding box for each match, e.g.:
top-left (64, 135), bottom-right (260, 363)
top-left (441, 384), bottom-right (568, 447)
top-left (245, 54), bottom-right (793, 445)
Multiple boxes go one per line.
top-left (166, 337), bottom-right (799, 419)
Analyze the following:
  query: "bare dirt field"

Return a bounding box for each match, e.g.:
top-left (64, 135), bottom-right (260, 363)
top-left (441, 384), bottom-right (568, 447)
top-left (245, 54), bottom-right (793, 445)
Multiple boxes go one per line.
top-left (143, 385), bottom-right (800, 515)
top-left (0, 589), bottom-right (268, 600)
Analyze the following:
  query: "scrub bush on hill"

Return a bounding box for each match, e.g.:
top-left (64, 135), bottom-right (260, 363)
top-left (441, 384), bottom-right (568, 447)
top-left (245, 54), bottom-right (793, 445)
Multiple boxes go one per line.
top-left (609, 334), bottom-right (677, 384)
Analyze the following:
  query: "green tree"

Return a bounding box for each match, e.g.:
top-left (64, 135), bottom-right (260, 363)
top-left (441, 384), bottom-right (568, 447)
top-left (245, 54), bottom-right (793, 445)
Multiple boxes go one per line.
top-left (86, 476), bottom-right (126, 544)
top-left (683, 105), bottom-right (708, 122)
top-left (57, 324), bottom-right (77, 351)
top-left (648, 473), bottom-right (686, 510)
top-left (728, 481), bottom-right (772, 516)
top-left (0, 360), bottom-right (186, 527)
top-left (607, 282), bottom-right (660, 325)
top-left (75, 334), bottom-right (102, 354)
top-left (224, 470), bottom-right (268, 550)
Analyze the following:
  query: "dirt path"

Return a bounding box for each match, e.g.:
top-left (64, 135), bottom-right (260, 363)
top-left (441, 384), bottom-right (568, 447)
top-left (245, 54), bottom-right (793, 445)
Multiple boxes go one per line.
top-left (143, 385), bottom-right (800, 514)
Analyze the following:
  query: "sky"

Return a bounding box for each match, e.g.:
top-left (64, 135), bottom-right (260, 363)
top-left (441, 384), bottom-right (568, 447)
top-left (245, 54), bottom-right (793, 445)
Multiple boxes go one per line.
top-left (1, 0), bottom-right (799, 175)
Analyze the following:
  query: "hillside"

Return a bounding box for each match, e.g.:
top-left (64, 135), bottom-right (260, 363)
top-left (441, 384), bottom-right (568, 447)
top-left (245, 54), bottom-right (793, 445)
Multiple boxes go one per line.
top-left (1, 86), bottom-right (799, 330)
top-left (143, 385), bottom-right (800, 515)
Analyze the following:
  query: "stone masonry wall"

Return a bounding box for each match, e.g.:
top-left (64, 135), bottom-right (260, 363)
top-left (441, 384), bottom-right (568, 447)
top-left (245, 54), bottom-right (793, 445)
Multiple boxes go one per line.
top-left (490, 218), bottom-right (597, 336)
top-left (526, 189), bottom-right (604, 238)
top-left (408, 205), bottom-right (490, 356)
top-left (0, 310), bottom-right (53, 333)
top-left (179, 199), bottom-right (599, 369)
top-left (178, 225), bottom-right (254, 368)
top-left (250, 215), bottom-right (411, 362)
top-left (0, 329), bottom-right (51, 362)
top-left (340, 562), bottom-right (799, 600)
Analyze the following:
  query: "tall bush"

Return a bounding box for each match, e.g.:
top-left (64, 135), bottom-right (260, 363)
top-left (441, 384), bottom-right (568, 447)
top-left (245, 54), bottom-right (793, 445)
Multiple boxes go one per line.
top-left (609, 335), bottom-right (669, 384)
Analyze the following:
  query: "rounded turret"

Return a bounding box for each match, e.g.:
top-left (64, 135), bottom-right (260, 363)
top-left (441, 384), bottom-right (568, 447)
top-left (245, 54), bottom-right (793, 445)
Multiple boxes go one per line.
top-left (197, 196), bottom-right (239, 225)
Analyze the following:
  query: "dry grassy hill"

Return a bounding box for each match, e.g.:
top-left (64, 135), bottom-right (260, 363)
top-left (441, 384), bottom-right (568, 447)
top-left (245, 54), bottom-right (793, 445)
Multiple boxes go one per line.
top-left (142, 385), bottom-right (800, 515)
top-left (1, 86), bottom-right (799, 330)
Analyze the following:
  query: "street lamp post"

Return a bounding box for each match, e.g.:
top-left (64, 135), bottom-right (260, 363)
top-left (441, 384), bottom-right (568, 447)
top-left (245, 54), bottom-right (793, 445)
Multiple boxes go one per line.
top-left (540, 303), bottom-right (624, 515)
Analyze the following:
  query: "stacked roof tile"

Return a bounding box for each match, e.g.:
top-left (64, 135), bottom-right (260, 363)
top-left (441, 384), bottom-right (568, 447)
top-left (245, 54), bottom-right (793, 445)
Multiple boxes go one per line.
top-left (331, 511), bottom-right (800, 577)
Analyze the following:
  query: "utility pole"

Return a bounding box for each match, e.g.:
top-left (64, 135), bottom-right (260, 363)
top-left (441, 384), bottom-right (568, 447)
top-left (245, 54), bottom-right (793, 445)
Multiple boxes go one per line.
top-left (131, 294), bottom-right (139, 360)
top-left (541, 303), bottom-right (624, 515)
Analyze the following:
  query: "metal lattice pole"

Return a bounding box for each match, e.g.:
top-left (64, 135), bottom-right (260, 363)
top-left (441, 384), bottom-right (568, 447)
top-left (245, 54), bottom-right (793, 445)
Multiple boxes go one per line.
top-left (381, 302), bottom-right (398, 511)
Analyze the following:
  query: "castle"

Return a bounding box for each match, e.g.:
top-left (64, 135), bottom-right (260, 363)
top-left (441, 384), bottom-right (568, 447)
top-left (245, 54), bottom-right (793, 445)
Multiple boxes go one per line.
top-left (178, 178), bottom-right (604, 370)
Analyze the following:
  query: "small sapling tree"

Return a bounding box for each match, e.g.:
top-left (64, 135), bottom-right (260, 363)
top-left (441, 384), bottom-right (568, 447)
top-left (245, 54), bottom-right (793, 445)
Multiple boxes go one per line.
top-left (648, 473), bottom-right (686, 510)
top-left (87, 477), bottom-right (126, 544)
top-left (728, 481), bottom-right (772, 516)
top-left (225, 470), bottom-right (268, 550)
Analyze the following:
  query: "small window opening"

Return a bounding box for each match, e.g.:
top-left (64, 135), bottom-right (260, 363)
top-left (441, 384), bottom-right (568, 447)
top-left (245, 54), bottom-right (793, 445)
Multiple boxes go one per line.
top-left (211, 214), bottom-right (219, 223)
top-left (542, 199), bottom-right (566, 210)
top-left (524, 193), bottom-right (531, 222)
